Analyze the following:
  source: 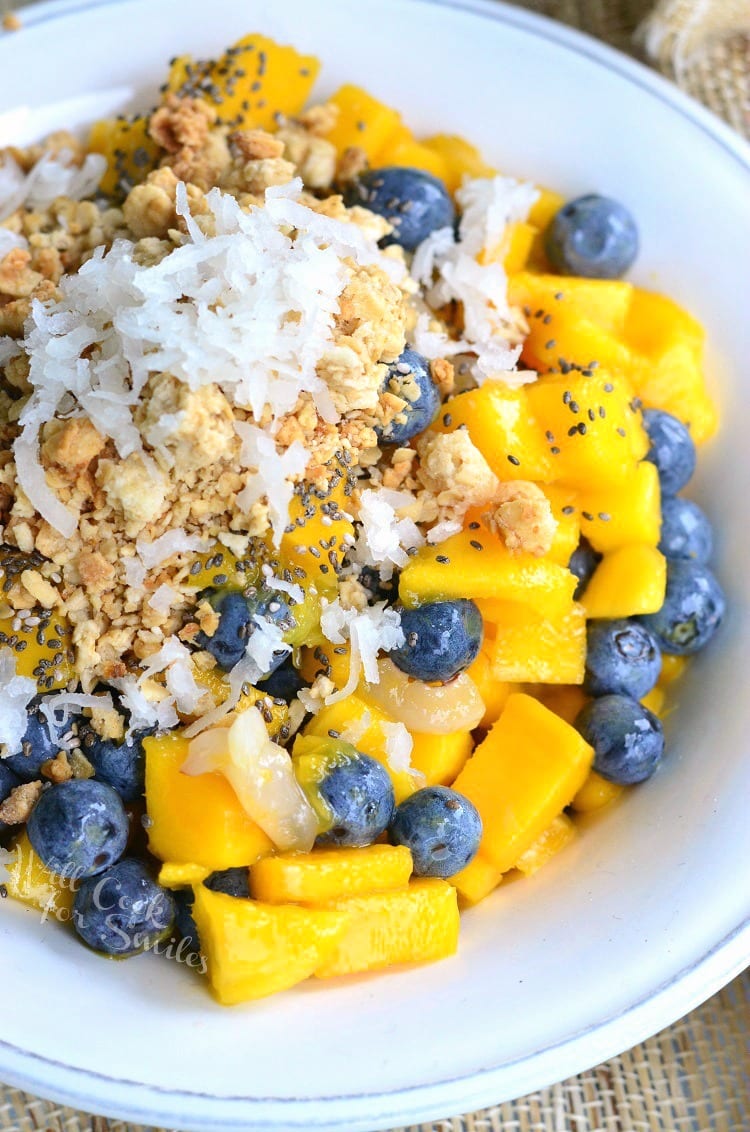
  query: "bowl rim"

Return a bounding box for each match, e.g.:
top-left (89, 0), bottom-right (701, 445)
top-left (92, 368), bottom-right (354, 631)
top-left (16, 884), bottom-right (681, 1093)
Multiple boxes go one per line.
top-left (1, 0), bottom-right (749, 1127)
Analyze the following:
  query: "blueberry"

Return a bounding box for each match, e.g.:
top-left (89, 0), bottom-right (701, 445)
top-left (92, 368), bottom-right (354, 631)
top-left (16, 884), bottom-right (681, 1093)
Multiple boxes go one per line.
top-left (27, 779), bottom-right (129, 879)
top-left (0, 760), bottom-right (22, 834)
top-left (359, 566), bottom-right (400, 605)
top-left (584, 619), bottom-right (661, 699)
top-left (257, 655), bottom-right (307, 702)
top-left (643, 409), bottom-right (696, 495)
top-left (390, 600), bottom-right (483, 683)
top-left (389, 786), bottom-right (482, 877)
top-left (204, 866), bottom-right (250, 899)
top-left (569, 537), bottom-right (602, 601)
top-left (345, 166), bottom-right (455, 252)
top-left (172, 889), bottom-right (201, 955)
top-left (377, 349), bottom-right (440, 444)
top-left (73, 858), bottom-right (175, 957)
top-left (659, 496), bottom-right (713, 564)
top-left (640, 559), bottom-right (725, 655)
top-left (3, 698), bottom-right (73, 782)
top-left (197, 587), bottom-right (292, 673)
top-left (545, 194), bottom-right (638, 278)
top-left (575, 694), bottom-right (664, 784)
top-left (314, 744), bottom-right (395, 847)
top-left (78, 724), bottom-right (146, 803)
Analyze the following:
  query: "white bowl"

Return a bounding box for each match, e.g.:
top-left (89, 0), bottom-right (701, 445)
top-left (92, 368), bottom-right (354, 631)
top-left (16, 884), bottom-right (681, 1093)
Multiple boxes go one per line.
top-left (0, 1), bottom-right (748, 1128)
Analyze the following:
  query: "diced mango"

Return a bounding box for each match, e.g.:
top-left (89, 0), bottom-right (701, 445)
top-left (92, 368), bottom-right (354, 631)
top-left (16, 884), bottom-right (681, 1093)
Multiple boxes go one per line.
top-left (489, 602), bottom-right (586, 684)
top-left (192, 885), bottom-right (348, 1004)
top-left (641, 685), bottom-right (666, 716)
top-left (0, 594), bottom-right (74, 692)
top-left (659, 654), bottom-right (688, 686)
top-left (409, 730), bottom-right (473, 786)
top-left (527, 187), bottom-right (566, 232)
top-left (571, 770), bottom-right (625, 812)
top-left (510, 271), bottom-right (634, 336)
top-left (500, 222), bottom-right (536, 274)
top-left (167, 34), bottom-right (320, 133)
top-left (533, 684), bottom-right (589, 726)
top-left (88, 114), bottom-right (159, 197)
top-left (325, 84), bottom-right (404, 160)
top-left (583, 544), bottom-right (666, 618)
top-left (423, 134), bottom-right (495, 194)
top-left (249, 844), bottom-right (413, 905)
top-left (315, 879), bottom-right (460, 977)
top-left (183, 544), bottom-right (255, 592)
top-left (451, 853), bottom-right (503, 905)
top-left (144, 732), bottom-right (273, 869)
top-left (3, 831), bottom-right (77, 917)
top-left (526, 370), bottom-right (648, 489)
top-left (399, 526), bottom-right (577, 621)
top-left (434, 382), bottom-right (554, 483)
top-left (575, 460), bottom-right (661, 553)
top-left (452, 693), bottom-right (593, 872)
top-left (625, 289), bottom-right (717, 444)
top-left (278, 469), bottom-right (354, 595)
top-left (189, 670), bottom-right (289, 735)
top-left (543, 484), bottom-right (582, 565)
top-left (380, 137), bottom-right (448, 181)
top-left (465, 644), bottom-right (513, 727)
top-left (302, 694), bottom-right (418, 802)
top-left (298, 642), bottom-right (351, 690)
top-left (157, 862), bottom-right (210, 889)
top-left (514, 813), bottom-right (577, 876)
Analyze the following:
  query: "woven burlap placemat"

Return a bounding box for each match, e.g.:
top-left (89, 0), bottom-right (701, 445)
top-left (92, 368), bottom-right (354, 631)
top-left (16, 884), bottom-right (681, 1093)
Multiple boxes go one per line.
top-left (0, 1), bottom-right (748, 1129)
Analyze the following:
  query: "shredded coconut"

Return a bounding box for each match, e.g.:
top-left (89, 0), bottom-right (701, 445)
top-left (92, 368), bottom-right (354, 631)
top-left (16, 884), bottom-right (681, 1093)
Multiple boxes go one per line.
top-left (0, 648), bottom-right (37, 756)
top-left (148, 583), bottom-right (182, 615)
top-left (411, 175), bottom-right (540, 386)
top-left (138, 636), bottom-right (204, 715)
top-left (261, 563), bottom-right (304, 605)
top-left (136, 530), bottom-right (210, 570)
top-left (111, 676), bottom-right (179, 733)
top-left (319, 598), bottom-right (404, 705)
top-left (0, 150), bottom-right (106, 221)
top-left (381, 720), bottom-right (420, 778)
top-left (352, 488), bottom-right (424, 578)
top-left (38, 691), bottom-right (116, 750)
top-left (235, 422), bottom-right (308, 547)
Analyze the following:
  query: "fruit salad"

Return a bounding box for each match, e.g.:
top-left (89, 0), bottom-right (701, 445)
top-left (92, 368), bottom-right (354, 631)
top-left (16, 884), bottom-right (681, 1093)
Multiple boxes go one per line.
top-left (0, 34), bottom-right (725, 1005)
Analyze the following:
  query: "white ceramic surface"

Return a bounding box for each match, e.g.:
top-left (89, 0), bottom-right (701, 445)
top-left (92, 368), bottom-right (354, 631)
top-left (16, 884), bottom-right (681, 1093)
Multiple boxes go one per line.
top-left (0, 2), bottom-right (748, 1129)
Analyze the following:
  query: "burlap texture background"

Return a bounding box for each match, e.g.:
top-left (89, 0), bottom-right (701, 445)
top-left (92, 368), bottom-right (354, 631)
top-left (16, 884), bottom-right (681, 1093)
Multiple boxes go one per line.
top-left (0, 0), bottom-right (747, 1128)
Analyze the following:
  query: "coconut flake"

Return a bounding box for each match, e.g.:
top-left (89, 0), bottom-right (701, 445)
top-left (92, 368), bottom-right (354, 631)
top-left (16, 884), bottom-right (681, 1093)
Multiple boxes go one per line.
top-left (381, 720), bottom-right (419, 778)
top-left (235, 422), bottom-right (308, 546)
top-left (426, 519), bottom-right (463, 544)
top-left (0, 648), bottom-right (37, 756)
top-left (139, 636), bottom-right (203, 716)
top-left (147, 583), bottom-right (181, 615)
top-left (352, 488), bottom-right (425, 578)
top-left (111, 676), bottom-right (179, 733)
top-left (38, 691), bottom-right (115, 750)
top-left (0, 151), bottom-right (106, 220)
top-left (260, 563), bottom-right (304, 605)
top-left (319, 598), bottom-right (404, 705)
top-left (136, 530), bottom-right (210, 570)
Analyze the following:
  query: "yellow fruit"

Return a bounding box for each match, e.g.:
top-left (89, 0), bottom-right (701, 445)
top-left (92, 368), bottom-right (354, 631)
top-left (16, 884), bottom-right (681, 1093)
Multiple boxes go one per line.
top-left (144, 732), bottom-right (273, 869)
top-left (527, 187), bottom-right (566, 232)
top-left (451, 853), bottom-right (503, 905)
top-left (434, 382), bottom-right (554, 484)
top-left (543, 484), bottom-right (582, 565)
top-left (192, 885), bottom-right (348, 1004)
top-left (189, 670), bottom-right (289, 738)
top-left (513, 814), bottom-right (577, 876)
top-left (88, 115), bottom-right (159, 197)
top-left (249, 844), bottom-right (413, 905)
top-left (183, 544), bottom-right (256, 592)
top-left (324, 84), bottom-right (404, 161)
top-left (409, 730), bottom-right (473, 786)
top-left (452, 693), bottom-right (593, 873)
top-left (399, 525), bottom-right (577, 621)
top-left (0, 549), bottom-right (74, 691)
top-left (659, 654), bottom-right (689, 686)
top-left (298, 642), bottom-right (351, 690)
top-left (3, 831), bottom-right (77, 917)
top-left (381, 137), bottom-right (448, 181)
top-left (157, 862), bottom-right (210, 889)
top-left (167, 34), bottom-right (320, 133)
top-left (583, 544), bottom-right (667, 618)
top-left (575, 460), bottom-right (661, 553)
top-left (510, 271), bottom-right (634, 336)
top-left (641, 685), bottom-right (666, 717)
top-left (278, 467), bottom-right (355, 596)
top-left (489, 601), bottom-right (586, 684)
top-left (301, 694), bottom-right (418, 802)
top-left (422, 134), bottom-right (495, 194)
top-left (465, 643), bottom-right (514, 728)
top-left (533, 684), bottom-right (589, 726)
top-left (315, 879), bottom-right (460, 978)
top-left (571, 770), bottom-right (625, 813)
top-left (526, 370), bottom-right (648, 489)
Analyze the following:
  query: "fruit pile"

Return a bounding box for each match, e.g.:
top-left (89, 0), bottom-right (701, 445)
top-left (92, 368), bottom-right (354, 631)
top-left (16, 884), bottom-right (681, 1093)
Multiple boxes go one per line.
top-left (1, 34), bottom-right (725, 1006)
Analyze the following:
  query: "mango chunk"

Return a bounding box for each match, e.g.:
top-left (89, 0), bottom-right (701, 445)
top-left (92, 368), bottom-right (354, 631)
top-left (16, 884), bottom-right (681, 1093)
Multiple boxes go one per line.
top-left (513, 813), bottom-right (577, 876)
top-left (511, 271), bottom-right (634, 336)
top-left (157, 862), bottom-right (210, 889)
top-left (452, 693), bottom-right (593, 873)
top-left (527, 187), bottom-right (566, 232)
top-left (144, 732), bottom-right (273, 869)
top-left (451, 853), bottom-right (503, 905)
top-left (465, 643), bottom-right (514, 727)
top-left (489, 602), bottom-right (586, 684)
top-left (399, 526), bottom-right (577, 621)
top-left (88, 114), bottom-right (159, 198)
top-left (325, 84), bottom-right (404, 160)
top-left (315, 879), bottom-right (460, 978)
top-left (249, 844), bottom-right (413, 905)
top-left (659, 654), bottom-right (689, 686)
top-left (583, 544), bottom-right (667, 618)
top-left (575, 459), bottom-right (661, 553)
top-left (167, 34), bottom-right (320, 132)
top-left (409, 730), bottom-right (473, 786)
top-left (532, 684), bottom-right (589, 726)
top-left (526, 370), bottom-right (648, 489)
top-left (571, 770), bottom-right (625, 813)
top-left (381, 137), bottom-right (448, 181)
top-left (279, 470), bottom-right (354, 596)
top-left (434, 382), bottom-right (554, 483)
top-left (423, 134), bottom-right (495, 194)
top-left (192, 885), bottom-right (348, 1004)
top-left (3, 831), bottom-right (76, 917)
top-left (302, 694), bottom-right (418, 802)
top-left (543, 484), bottom-right (582, 565)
